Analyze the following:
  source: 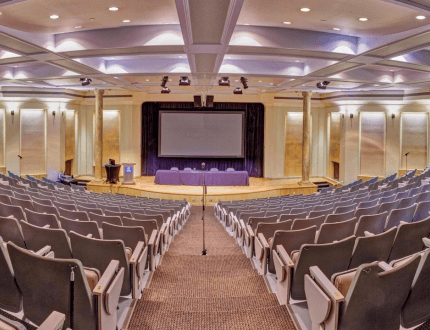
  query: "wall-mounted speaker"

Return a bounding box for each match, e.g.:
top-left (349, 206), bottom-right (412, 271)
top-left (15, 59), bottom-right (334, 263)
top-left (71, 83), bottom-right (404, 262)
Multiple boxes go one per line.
top-left (206, 95), bottom-right (214, 107)
top-left (194, 95), bottom-right (202, 108)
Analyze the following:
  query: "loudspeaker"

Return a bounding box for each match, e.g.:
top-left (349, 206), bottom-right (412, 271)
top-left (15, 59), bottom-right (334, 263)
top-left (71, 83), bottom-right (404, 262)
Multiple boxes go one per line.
top-left (194, 95), bottom-right (202, 108)
top-left (206, 95), bottom-right (214, 107)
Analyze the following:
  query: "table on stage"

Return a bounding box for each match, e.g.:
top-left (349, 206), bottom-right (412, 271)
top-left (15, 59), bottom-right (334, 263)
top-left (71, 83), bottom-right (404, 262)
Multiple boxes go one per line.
top-left (154, 169), bottom-right (249, 186)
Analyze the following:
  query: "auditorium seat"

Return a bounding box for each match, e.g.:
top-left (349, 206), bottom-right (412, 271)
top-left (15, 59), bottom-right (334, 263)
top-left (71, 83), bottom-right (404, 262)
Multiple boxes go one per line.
top-left (384, 204), bottom-right (417, 230)
top-left (274, 236), bottom-right (355, 304)
top-left (357, 199), bottom-right (378, 209)
top-left (291, 215), bottom-right (326, 231)
top-left (325, 210), bottom-right (355, 224)
top-left (0, 216), bottom-right (26, 248)
top-left (32, 196), bottom-right (54, 206)
top-left (279, 212), bottom-right (307, 222)
top-left (24, 209), bottom-right (61, 229)
top-left (304, 255), bottom-right (419, 330)
top-left (10, 196), bottom-right (33, 212)
top-left (378, 200), bottom-right (400, 215)
top-left (8, 241), bottom-right (124, 330)
top-left (89, 212), bottom-right (122, 227)
top-left (58, 208), bottom-right (89, 221)
top-left (353, 204), bottom-right (380, 220)
top-left (33, 202), bottom-right (61, 219)
top-left (354, 212), bottom-right (388, 237)
top-left (308, 208), bottom-right (334, 219)
top-left (398, 195), bottom-right (419, 209)
top-left (243, 215), bottom-right (277, 257)
top-left (78, 205), bottom-right (103, 215)
top-left (59, 216), bottom-right (101, 239)
top-left (104, 210), bottom-right (132, 221)
top-left (0, 194), bottom-right (11, 205)
top-left (334, 203), bottom-right (358, 214)
top-left (315, 219), bottom-right (356, 244)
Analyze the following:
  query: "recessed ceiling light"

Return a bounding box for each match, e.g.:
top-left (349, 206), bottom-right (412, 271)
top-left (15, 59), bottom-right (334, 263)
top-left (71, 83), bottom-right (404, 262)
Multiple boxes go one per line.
top-left (109, 7), bottom-right (119, 11)
top-left (258, 80), bottom-right (262, 82)
top-left (163, 22), bottom-right (169, 24)
top-left (50, 15), bottom-right (59, 19)
top-left (89, 18), bottom-right (95, 21)
top-left (374, 84), bottom-right (379, 86)
top-left (295, 60), bottom-right (300, 62)
top-left (74, 26), bottom-right (82, 29)
top-left (390, 69), bottom-right (394, 72)
top-left (300, 8), bottom-right (310, 12)
top-left (179, 56), bottom-right (183, 58)
top-left (169, 79), bottom-right (172, 82)
top-left (226, 56), bottom-right (232, 59)
top-left (416, 15), bottom-right (426, 19)
top-left (359, 17), bottom-right (368, 21)
top-left (244, 23), bottom-right (250, 25)
top-left (122, 19), bottom-right (130, 23)
top-left (302, 84), bottom-right (306, 86)
top-left (146, 79), bottom-right (149, 82)
top-left (235, 80), bottom-right (239, 82)
top-left (333, 28), bottom-right (340, 31)
top-left (270, 83), bottom-right (273, 85)
top-left (283, 21), bottom-right (291, 25)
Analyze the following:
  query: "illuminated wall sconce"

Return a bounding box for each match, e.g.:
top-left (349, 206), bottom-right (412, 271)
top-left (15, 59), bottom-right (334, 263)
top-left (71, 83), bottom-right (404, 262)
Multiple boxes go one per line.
top-left (52, 110), bottom-right (56, 117)
top-left (391, 113), bottom-right (396, 119)
top-left (11, 110), bottom-right (14, 124)
top-left (350, 113), bottom-right (354, 119)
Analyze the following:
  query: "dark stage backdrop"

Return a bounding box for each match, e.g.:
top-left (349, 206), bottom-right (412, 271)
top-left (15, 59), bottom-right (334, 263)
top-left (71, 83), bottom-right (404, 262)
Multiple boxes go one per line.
top-left (141, 102), bottom-right (264, 177)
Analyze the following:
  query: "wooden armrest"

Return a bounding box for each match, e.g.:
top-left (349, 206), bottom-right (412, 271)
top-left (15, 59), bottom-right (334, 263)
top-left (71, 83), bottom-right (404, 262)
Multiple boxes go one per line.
top-left (160, 223), bottom-right (168, 234)
top-left (246, 224), bottom-right (254, 238)
top-left (45, 251), bottom-right (55, 258)
top-left (378, 261), bottom-right (392, 271)
top-left (43, 224), bottom-right (50, 229)
top-left (129, 241), bottom-right (145, 264)
top-left (35, 245), bottom-right (51, 256)
top-left (364, 231), bottom-right (374, 237)
top-left (86, 234), bottom-right (93, 238)
top-left (423, 237), bottom-right (430, 247)
top-left (276, 244), bottom-right (294, 269)
top-left (93, 260), bottom-right (120, 296)
top-left (257, 233), bottom-right (269, 248)
top-left (309, 266), bottom-right (344, 302)
top-left (148, 230), bottom-right (158, 246)
top-left (239, 219), bottom-right (246, 229)
top-left (38, 311), bottom-right (66, 330)
top-left (166, 217), bottom-right (171, 224)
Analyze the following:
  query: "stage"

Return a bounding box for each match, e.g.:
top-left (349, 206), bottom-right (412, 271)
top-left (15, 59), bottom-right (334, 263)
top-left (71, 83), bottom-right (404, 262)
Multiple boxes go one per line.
top-left (84, 176), bottom-right (337, 205)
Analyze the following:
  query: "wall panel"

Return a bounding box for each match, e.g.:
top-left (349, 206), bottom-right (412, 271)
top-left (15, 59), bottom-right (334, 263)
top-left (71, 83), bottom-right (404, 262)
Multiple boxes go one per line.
top-left (401, 113), bottom-right (427, 170)
top-left (329, 112), bottom-right (340, 179)
top-left (360, 112), bottom-right (385, 177)
top-left (21, 110), bottom-right (45, 174)
top-left (284, 113), bottom-right (303, 177)
top-left (103, 110), bottom-right (120, 165)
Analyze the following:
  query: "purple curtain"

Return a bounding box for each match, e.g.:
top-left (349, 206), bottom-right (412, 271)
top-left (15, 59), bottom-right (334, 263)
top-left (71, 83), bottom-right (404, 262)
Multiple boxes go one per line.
top-left (141, 102), bottom-right (264, 177)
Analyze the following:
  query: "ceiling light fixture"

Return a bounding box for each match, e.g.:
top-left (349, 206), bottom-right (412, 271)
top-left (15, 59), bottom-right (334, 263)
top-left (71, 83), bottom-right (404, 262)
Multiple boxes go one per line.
top-left (219, 76), bottom-right (230, 87)
top-left (270, 83), bottom-right (273, 85)
top-left (416, 15), bottom-right (426, 19)
top-left (316, 81), bottom-right (330, 89)
top-left (50, 15), bottom-right (59, 19)
top-left (160, 76), bottom-right (169, 87)
top-left (179, 76), bottom-right (191, 86)
top-left (300, 8), bottom-right (310, 12)
top-left (333, 27), bottom-right (340, 30)
top-left (359, 17), bottom-right (368, 21)
top-left (80, 78), bottom-right (92, 86)
top-left (240, 77), bottom-right (248, 89)
top-left (295, 60), bottom-right (300, 62)
top-left (233, 87), bottom-right (243, 94)
top-left (146, 79), bottom-right (149, 81)
top-left (109, 7), bottom-right (119, 11)
top-left (161, 86), bottom-right (170, 94)
top-left (258, 80), bottom-right (262, 82)
top-left (74, 26), bottom-right (82, 29)
top-left (283, 21), bottom-right (291, 24)
top-left (244, 23), bottom-right (250, 25)
top-left (122, 19), bottom-right (130, 23)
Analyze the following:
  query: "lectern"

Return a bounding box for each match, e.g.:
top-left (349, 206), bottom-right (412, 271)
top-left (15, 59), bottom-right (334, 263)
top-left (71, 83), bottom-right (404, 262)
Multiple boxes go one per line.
top-left (122, 163), bottom-right (136, 185)
top-left (104, 159), bottom-right (121, 184)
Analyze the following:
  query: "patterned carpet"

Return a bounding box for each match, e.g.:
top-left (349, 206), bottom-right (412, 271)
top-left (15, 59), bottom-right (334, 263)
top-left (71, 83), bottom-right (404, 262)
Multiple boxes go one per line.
top-left (128, 206), bottom-right (296, 330)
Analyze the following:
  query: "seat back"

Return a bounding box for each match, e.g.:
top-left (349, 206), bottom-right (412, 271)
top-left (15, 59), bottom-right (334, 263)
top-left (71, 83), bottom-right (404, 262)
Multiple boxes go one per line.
top-left (0, 202), bottom-right (26, 222)
top-left (20, 221), bottom-right (72, 259)
top-left (334, 204), bottom-right (357, 215)
top-left (292, 236), bottom-right (356, 300)
top-left (76, 201), bottom-right (97, 209)
top-left (123, 218), bottom-right (158, 236)
top-left (412, 201), bottom-right (430, 222)
top-left (290, 206), bottom-right (313, 216)
top-left (264, 210), bottom-right (289, 219)
top-left (357, 199), bottom-right (378, 209)
top-left (69, 231), bottom-right (130, 296)
top-left (88, 212), bottom-right (122, 227)
top-left (292, 215), bottom-right (326, 231)
top-left (416, 191), bottom-right (430, 204)
top-left (349, 227), bottom-right (397, 269)
top-left (338, 257), bottom-right (420, 330)
top-left (279, 212), bottom-right (307, 222)
top-left (255, 220), bottom-right (292, 241)
top-left (59, 217), bottom-right (100, 239)
top-left (78, 206), bottom-right (103, 216)
top-left (0, 194), bottom-right (11, 205)
top-left (273, 226), bottom-right (317, 258)
top-left (97, 204), bottom-right (120, 213)
top-left (308, 208), bottom-right (334, 219)
top-left (240, 211), bottom-right (266, 225)
top-left (398, 195), bottom-right (419, 209)
top-left (385, 204), bottom-right (417, 230)
top-left (325, 210), bottom-right (356, 224)
top-left (354, 212), bottom-right (388, 237)
top-left (102, 223), bottom-right (145, 251)
top-left (379, 194), bottom-right (396, 204)
top-left (312, 203), bottom-right (333, 212)
top-left (24, 209), bottom-right (60, 229)
top-left (0, 216), bottom-right (25, 248)
top-left (104, 210), bottom-right (132, 221)
top-left (13, 192), bottom-right (31, 201)
top-left (401, 248), bottom-right (430, 328)
top-left (316, 218), bottom-right (357, 244)
top-left (378, 200), bottom-right (400, 215)
top-left (32, 196), bottom-right (53, 206)
top-left (0, 239), bottom-right (21, 313)
top-left (7, 242), bottom-right (97, 330)
top-left (353, 204), bottom-right (380, 221)
top-left (248, 215), bottom-right (277, 231)
top-left (133, 213), bottom-right (164, 227)
top-left (145, 209), bottom-right (170, 222)
top-left (58, 208), bottom-right (89, 222)
top-left (389, 217), bottom-right (430, 262)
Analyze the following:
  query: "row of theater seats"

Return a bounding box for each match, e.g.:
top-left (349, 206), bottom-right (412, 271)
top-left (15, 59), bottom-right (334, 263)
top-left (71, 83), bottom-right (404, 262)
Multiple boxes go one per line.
top-left (215, 168), bottom-right (430, 329)
top-left (0, 171), bottom-right (190, 330)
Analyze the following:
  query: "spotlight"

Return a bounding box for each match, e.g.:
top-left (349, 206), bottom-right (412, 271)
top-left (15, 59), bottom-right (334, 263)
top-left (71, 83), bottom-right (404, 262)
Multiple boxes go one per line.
top-left (160, 76), bottom-right (169, 87)
top-left (316, 80), bottom-right (330, 89)
top-left (233, 87), bottom-right (243, 94)
top-left (80, 78), bottom-right (92, 86)
top-left (161, 86), bottom-right (170, 94)
top-left (218, 76), bottom-right (230, 87)
top-left (240, 77), bottom-right (248, 89)
top-left (179, 76), bottom-right (191, 86)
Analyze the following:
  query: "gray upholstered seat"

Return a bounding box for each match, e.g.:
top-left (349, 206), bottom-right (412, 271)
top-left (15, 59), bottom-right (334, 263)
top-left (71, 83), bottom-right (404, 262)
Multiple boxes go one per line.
top-left (76, 201), bottom-right (98, 209)
top-left (0, 216), bottom-right (26, 248)
top-left (33, 202), bottom-right (60, 219)
top-left (385, 204), bottom-right (417, 230)
top-left (308, 208), bottom-right (334, 219)
top-left (0, 238), bottom-right (21, 314)
top-left (32, 196), bottom-right (54, 206)
top-left (11, 197), bottom-right (34, 212)
top-left (354, 212), bottom-right (388, 237)
top-left (357, 199), bottom-right (378, 209)
top-left (97, 204), bottom-right (120, 213)
top-left (244, 215), bottom-right (278, 257)
top-left (0, 194), bottom-right (11, 205)
top-left (24, 209), bottom-right (60, 229)
top-left (316, 218), bottom-right (357, 244)
top-left (88, 212), bottom-right (122, 227)
top-left (290, 206), bottom-right (313, 216)
top-left (334, 204), bottom-right (358, 214)
top-left (8, 241), bottom-right (124, 330)
top-left (353, 204), bottom-right (380, 221)
top-left (312, 203), bottom-right (333, 212)
top-left (78, 205), bottom-right (103, 215)
top-left (292, 215), bottom-right (326, 231)
top-left (53, 201), bottom-right (77, 211)
top-left (104, 210), bottom-right (132, 221)
top-left (416, 191), bottom-right (430, 204)
top-left (378, 200), bottom-right (400, 215)
top-left (58, 208), bottom-right (89, 221)
top-left (398, 195), bottom-right (419, 209)
top-left (279, 212), bottom-right (307, 222)
top-left (412, 200), bottom-right (430, 222)
top-left (265, 210), bottom-right (289, 219)
top-left (349, 227), bottom-right (397, 268)
top-left (103, 222), bottom-right (146, 252)
top-left (325, 210), bottom-right (356, 224)
top-left (59, 216), bottom-right (101, 239)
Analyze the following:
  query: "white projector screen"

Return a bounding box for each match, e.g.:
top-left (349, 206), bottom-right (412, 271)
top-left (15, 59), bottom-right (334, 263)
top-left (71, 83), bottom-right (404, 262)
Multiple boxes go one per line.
top-left (159, 111), bottom-right (245, 158)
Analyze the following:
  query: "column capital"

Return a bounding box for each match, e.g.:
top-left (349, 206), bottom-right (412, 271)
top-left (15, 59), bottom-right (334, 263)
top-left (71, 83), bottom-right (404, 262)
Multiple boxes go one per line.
top-left (302, 91), bottom-right (312, 98)
top-left (94, 89), bottom-right (105, 96)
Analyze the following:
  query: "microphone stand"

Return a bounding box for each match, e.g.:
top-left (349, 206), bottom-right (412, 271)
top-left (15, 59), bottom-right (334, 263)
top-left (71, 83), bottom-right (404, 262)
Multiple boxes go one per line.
top-left (405, 152), bottom-right (409, 174)
top-left (18, 155), bottom-right (22, 178)
top-left (201, 163), bottom-right (207, 256)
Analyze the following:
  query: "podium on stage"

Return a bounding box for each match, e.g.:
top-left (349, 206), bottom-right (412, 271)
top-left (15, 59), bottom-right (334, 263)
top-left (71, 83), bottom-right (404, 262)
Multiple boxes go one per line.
top-left (122, 163), bottom-right (136, 185)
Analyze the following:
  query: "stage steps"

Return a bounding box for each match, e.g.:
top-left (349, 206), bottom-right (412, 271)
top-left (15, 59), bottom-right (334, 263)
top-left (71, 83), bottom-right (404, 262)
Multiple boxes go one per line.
top-left (128, 207), bottom-right (296, 330)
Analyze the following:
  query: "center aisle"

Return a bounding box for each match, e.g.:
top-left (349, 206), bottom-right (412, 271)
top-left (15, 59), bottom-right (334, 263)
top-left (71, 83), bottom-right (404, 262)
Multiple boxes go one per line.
top-left (128, 206), bottom-right (296, 330)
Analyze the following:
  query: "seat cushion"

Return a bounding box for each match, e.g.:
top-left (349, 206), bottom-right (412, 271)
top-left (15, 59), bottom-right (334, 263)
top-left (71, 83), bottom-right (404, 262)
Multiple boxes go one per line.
top-left (84, 268), bottom-right (100, 291)
top-left (334, 270), bottom-right (357, 297)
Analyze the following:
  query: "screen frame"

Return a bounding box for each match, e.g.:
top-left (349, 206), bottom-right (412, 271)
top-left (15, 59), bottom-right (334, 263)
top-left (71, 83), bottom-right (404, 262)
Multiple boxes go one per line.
top-left (158, 110), bottom-right (246, 158)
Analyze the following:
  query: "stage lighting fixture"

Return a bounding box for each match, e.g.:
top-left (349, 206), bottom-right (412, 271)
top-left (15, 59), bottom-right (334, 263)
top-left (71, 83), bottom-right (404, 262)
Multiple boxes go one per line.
top-left (240, 77), bottom-right (248, 89)
top-left (316, 80), bottom-right (330, 89)
top-left (218, 76), bottom-right (230, 86)
top-left (233, 87), bottom-right (243, 94)
top-left (179, 76), bottom-right (191, 86)
top-left (160, 76), bottom-right (169, 87)
top-left (161, 86), bottom-right (170, 93)
top-left (80, 78), bottom-right (92, 86)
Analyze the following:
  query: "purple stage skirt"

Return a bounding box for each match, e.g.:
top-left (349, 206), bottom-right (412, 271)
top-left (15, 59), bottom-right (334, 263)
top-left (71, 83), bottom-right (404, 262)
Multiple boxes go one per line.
top-left (154, 170), bottom-right (249, 186)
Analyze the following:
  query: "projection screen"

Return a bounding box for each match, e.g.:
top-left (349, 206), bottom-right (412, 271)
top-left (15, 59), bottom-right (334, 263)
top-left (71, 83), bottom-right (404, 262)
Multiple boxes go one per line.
top-left (158, 111), bottom-right (245, 158)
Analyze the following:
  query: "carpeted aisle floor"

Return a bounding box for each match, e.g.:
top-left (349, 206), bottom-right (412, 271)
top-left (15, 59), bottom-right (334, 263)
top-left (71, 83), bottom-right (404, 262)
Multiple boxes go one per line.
top-left (128, 206), bottom-right (296, 330)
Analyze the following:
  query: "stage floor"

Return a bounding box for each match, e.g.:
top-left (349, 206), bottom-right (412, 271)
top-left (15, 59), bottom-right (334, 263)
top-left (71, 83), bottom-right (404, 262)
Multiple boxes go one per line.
top-left (84, 176), bottom-right (336, 204)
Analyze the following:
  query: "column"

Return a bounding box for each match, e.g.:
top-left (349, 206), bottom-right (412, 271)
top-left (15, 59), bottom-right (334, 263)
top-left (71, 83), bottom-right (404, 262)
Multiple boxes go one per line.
top-left (94, 89), bottom-right (104, 181)
top-left (300, 91), bottom-right (312, 185)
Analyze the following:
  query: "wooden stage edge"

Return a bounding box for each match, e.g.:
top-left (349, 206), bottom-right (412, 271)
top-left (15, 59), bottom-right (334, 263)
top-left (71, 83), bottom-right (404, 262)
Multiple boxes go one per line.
top-left (85, 176), bottom-right (337, 205)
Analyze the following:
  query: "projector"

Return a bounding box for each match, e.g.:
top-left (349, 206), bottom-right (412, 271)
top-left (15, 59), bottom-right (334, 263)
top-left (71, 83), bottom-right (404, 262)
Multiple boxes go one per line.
top-left (218, 77), bottom-right (230, 87)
